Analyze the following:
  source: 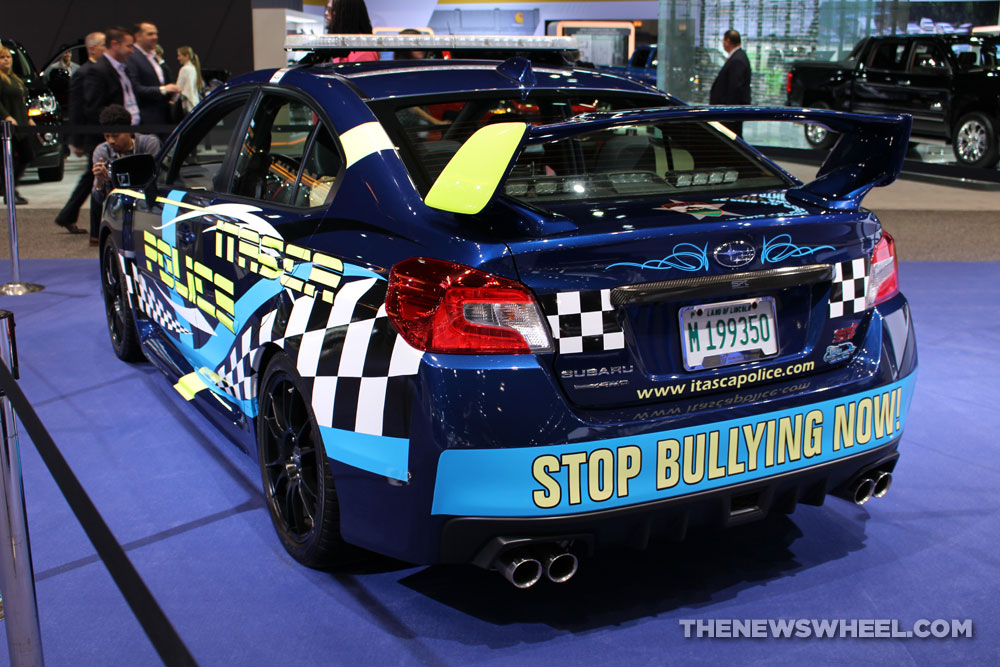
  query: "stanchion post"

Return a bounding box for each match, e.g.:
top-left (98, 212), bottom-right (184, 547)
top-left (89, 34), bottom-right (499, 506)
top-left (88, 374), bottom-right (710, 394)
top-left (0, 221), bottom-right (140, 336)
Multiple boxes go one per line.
top-left (0, 310), bottom-right (44, 665)
top-left (1, 121), bottom-right (43, 296)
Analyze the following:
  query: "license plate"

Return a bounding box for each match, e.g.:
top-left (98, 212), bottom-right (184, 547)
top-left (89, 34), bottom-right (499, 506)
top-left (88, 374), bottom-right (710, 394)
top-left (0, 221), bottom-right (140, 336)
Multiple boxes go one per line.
top-left (679, 297), bottom-right (778, 370)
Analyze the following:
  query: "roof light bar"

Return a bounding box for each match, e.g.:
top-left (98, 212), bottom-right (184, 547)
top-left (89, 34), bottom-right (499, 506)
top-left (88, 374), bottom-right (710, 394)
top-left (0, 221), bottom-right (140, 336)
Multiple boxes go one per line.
top-left (284, 33), bottom-right (578, 52)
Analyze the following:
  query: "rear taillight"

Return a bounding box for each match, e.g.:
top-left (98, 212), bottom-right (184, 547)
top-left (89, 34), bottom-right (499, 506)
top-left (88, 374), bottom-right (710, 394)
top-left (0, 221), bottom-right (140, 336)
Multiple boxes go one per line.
top-left (385, 257), bottom-right (552, 354)
top-left (867, 232), bottom-right (899, 308)
top-left (786, 72), bottom-right (794, 94)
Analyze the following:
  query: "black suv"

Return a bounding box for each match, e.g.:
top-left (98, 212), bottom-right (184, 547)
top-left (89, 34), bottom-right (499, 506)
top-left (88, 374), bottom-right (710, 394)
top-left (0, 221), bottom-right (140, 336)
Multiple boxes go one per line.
top-left (787, 34), bottom-right (1000, 168)
top-left (2, 37), bottom-right (65, 181)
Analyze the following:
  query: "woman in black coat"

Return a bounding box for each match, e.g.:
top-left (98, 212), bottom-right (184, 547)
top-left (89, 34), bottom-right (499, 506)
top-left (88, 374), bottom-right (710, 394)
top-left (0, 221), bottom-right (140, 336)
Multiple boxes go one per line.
top-left (0, 45), bottom-right (36, 205)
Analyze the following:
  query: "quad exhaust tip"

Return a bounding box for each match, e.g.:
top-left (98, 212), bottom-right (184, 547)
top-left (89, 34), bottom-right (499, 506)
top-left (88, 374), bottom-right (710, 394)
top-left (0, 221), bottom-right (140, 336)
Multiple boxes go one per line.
top-left (844, 470), bottom-right (893, 505)
top-left (495, 545), bottom-right (578, 588)
top-left (543, 550), bottom-right (579, 584)
top-left (850, 476), bottom-right (876, 505)
top-left (872, 471), bottom-right (892, 498)
top-left (498, 552), bottom-right (543, 589)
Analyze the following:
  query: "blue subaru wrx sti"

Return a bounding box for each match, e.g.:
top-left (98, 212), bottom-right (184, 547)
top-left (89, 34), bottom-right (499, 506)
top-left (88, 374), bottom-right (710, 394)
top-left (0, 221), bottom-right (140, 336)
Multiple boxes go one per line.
top-left (99, 35), bottom-right (917, 587)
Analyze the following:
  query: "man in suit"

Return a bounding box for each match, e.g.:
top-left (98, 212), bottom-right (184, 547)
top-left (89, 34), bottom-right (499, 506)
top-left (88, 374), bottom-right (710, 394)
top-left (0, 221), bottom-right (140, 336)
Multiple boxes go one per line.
top-left (81, 26), bottom-right (139, 242)
top-left (127, 22), bottom-right (180, 139)
top-left (709, 29), bottom-right (751, 137)
top-left (55, 31), bottom-right (105, 234)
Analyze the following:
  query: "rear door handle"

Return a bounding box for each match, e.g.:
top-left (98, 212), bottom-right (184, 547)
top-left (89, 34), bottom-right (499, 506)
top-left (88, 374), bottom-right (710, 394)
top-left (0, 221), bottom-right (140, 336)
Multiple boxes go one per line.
top-left (898, 79), bottom-right (911, 86)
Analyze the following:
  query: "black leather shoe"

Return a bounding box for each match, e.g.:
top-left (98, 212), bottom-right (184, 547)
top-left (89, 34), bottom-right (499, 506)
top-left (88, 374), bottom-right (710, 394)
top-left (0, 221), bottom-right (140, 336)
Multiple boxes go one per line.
top-left (14, 192), bottom-right (27, 205)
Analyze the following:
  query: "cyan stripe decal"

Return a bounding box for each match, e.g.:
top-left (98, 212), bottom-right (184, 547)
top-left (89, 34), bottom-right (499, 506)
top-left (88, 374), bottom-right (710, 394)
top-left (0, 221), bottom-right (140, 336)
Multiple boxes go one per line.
top-left (320, 426), bottom-right (408, 482)
top-left (160, 189), bottom-right (186, 246)
top-left (431, 374), bottom-right (916, 517)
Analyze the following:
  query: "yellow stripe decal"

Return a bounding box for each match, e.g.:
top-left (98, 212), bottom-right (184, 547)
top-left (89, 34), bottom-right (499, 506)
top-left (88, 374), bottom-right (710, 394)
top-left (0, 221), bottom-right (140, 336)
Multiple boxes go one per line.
top-left (280, 275), bottom-right (304, 292)
top-left (312, 253), bottom-right (344, 272)
top-left (239, 227), bottom-right (260, 243)
top-left (174, 372), bottom-right (208, 401)
top-left (214, 274), bottom-right (234, 294)
top-left (261, 236), bottom-right (284, 251)
top-left (309, 266), bottom-right (343, 289)
top-left (216, 292), bottom-right (235, 314)
top-left (239, 240), bottom-right (260, 259)
top-left (108, 188), bottom-right (212, 213)
top-left (340, 121), bottom-right (395, 169)
top-left (286, 244), bottom-right (311, 261)
top-left (196, 296), bottom-right (216, 318)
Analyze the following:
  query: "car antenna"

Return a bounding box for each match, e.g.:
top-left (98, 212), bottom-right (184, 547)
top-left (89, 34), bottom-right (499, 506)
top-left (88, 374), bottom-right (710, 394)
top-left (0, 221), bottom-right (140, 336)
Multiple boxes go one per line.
top-left (496, 57), bottom-right (536, 101)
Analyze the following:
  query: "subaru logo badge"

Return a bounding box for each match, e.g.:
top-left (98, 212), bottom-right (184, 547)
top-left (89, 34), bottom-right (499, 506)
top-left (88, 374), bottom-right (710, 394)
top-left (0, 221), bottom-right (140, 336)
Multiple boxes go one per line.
top-left (713, 241), bottom-right (756, 269)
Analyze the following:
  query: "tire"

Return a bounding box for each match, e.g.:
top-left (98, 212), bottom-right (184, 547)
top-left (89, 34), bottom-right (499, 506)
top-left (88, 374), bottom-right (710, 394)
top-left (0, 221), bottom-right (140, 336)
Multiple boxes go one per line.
top-left (951, 112), bottom-right (999, 169)
top-left (803, 103), bottom-right (838, 150)
top-left (257, 353), bottom-right (352, 568)
top-left (100, 240), bottom-right (143, 362)
top-left (37, 157), bottom-right (65, 182)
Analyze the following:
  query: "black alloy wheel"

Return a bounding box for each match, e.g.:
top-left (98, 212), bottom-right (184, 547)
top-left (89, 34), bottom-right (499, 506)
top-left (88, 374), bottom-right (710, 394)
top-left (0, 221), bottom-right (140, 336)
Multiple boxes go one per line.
top-left (100, 240), bottom-right (143, 361)
top-left (257, 353), bottom-right (350, 567)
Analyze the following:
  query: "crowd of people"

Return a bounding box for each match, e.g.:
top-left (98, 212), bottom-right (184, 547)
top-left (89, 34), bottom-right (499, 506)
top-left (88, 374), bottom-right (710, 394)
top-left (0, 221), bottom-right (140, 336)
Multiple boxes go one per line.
top-left (0, 22), bottom-right (203, 244)
top-left (46, 21), bottom-right (205, 243)
top-left (5, 1), bottom-right (752, 247)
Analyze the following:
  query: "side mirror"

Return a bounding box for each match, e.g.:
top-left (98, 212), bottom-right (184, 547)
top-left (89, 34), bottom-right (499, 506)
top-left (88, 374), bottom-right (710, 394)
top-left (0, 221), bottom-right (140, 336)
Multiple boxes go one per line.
top-left (110, 154), bottom-right (157, 209)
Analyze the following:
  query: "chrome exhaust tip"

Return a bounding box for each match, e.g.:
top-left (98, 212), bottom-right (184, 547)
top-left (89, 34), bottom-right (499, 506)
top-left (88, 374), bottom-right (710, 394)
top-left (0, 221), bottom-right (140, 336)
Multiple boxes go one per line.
top-left (872, 471), bottom-right (892, 498)
top-left (850, 477), bottom-right (876, 505)
top-left (544, 550), bottom-right (579, 584)
top-left (497, 552), bottom-right (543, 589)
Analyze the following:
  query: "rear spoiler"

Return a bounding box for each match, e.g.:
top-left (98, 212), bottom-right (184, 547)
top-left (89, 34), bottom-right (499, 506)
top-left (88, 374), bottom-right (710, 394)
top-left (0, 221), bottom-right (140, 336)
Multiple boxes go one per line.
top-left (424, 106), bottom-right (912, 214)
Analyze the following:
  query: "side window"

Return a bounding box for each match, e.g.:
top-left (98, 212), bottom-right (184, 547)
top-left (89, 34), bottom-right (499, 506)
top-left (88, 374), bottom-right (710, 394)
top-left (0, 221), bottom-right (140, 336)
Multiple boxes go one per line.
top-left (910, 42), bottom-right (950, 72)
top-left (157, 95), bottom-right (248, 190)
top-left (951, 44), bottom-right (979, 70)
top-left (230, 95), bottom-right (329, 206)
top-left (868, 41), bottom-right (907, 71)
top-left (986, 43), bottom-right (999, 69)
top-left (295, 124), bottom-right (342, 207)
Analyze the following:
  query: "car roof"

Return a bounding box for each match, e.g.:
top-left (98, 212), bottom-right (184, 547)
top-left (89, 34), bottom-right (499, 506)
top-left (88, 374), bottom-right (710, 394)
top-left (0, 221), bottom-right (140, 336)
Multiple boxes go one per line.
top-left (238, 59), bottom-right (668, 102)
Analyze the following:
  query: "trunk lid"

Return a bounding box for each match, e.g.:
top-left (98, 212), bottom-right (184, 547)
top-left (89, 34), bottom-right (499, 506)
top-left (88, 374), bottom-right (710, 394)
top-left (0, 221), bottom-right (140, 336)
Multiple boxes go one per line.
top-left (506, 195), bottom-right (878, 408)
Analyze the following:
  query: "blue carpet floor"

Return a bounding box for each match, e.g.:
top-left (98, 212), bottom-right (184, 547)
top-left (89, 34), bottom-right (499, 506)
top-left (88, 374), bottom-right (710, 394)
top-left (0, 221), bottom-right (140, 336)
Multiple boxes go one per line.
top-left (0, 258), bottom-right (997, 666)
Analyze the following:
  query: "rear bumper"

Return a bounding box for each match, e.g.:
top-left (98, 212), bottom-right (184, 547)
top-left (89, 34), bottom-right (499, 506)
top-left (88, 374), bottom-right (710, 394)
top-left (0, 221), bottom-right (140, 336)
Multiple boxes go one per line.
top-left (330, 295), bottom-right (916, 565)
top-left (439, 441), bottom-right (899, 564)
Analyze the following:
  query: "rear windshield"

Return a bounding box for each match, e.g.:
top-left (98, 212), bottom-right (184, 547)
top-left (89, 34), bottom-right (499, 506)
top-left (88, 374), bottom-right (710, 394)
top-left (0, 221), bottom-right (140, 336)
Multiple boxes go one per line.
top-left (376, 92), bottom-right (786, 204)
top-left (374, 92), bottom-right (669, 195)
top-left (501, 122), bottom-right (786, 204)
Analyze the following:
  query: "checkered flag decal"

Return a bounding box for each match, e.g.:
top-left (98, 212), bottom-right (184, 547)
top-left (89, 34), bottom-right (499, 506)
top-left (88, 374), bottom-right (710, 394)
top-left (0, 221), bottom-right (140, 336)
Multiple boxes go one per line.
top-left (217, 326), bottom-right (260, 402)
top-left (538, 289), bottom-right (625, 354)
top-left (218, 278), bottom-right (423, 438)
top-left (829, 258), bottom-right (870, 318)
top-left (125, 261), bottom-right (192, 336)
